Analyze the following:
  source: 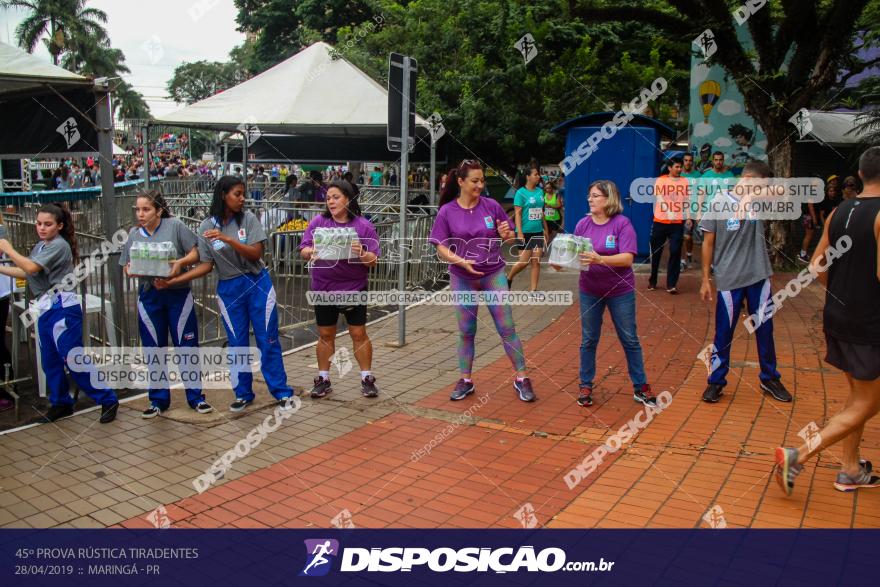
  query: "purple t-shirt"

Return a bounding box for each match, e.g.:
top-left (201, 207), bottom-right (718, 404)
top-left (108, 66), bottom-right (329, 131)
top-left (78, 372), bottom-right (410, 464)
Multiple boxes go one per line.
top-left (429, 197), bottom-right (509, 279)
top-left (574, 214), bottom-right (638, 298)
top-left (300, 215), bottom-right (380, 292)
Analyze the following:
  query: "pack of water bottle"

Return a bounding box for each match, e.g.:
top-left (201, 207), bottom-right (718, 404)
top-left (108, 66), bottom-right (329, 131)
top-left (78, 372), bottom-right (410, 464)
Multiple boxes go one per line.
top-left (549, 234), bottom-right (593, 271)
top-left (313, 227), bottom-right (358, 260)
top-left (129, 241), bottom-right (175, 276)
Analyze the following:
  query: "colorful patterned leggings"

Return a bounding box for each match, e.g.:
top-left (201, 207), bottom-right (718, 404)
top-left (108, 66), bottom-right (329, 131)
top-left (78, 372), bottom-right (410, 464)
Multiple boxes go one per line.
top-left (450, 268), bottom-right (527, 374)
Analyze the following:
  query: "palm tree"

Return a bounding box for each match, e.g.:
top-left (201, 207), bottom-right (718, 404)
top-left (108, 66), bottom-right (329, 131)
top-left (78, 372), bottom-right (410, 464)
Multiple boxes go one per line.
top-left (3, 0), bottom-right (152, 120)
top-left (1, 0), bottom-right (109, 66)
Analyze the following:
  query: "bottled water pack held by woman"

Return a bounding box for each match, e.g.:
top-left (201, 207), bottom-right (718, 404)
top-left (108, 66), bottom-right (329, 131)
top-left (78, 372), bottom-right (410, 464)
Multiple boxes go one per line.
top-left (313, 227), bottom-right (358, 260)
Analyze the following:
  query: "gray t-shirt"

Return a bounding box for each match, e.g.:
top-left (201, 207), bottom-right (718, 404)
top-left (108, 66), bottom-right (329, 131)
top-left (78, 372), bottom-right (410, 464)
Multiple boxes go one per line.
top-left (120, 217), bottom-right (199, 290)
top-left (197, 211), bottom-right (267, 280)
top-left (27, 236), bottom-right (73, 298)
top-left (700, 217), bottom-right (772, 291)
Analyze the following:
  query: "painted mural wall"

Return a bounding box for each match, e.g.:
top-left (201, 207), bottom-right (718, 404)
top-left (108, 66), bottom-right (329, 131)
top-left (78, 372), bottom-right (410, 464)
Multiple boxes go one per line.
top-left (689, 28), bottom-right (769, 175)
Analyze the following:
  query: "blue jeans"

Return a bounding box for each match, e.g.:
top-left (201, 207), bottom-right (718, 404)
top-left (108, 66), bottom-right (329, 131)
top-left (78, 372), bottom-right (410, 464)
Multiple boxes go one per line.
top-left (579, 291), bottom-right (647, 390)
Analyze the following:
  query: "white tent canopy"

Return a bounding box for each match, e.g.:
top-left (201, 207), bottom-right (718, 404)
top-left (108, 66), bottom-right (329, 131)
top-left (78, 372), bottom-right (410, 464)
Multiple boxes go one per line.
top-left (157, 42), bottom-right (429, 137)
top-left (0, 41), bottom-right (92, 97)
top-left (802, 110), bottom-right (871, 146)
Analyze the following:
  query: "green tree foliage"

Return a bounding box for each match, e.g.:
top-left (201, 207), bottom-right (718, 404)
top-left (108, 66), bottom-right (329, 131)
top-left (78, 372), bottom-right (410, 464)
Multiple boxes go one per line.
top-left (233, 0), bottom-right (374, 74)
top-left (232, 0), bottom-right (689, 168)
top-left (167, 59), bottom-right (249, 105)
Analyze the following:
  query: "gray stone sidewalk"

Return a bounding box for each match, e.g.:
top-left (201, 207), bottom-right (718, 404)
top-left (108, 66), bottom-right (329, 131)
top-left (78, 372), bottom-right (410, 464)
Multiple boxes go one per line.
top-left (0, 271), bottom-right (574, 528)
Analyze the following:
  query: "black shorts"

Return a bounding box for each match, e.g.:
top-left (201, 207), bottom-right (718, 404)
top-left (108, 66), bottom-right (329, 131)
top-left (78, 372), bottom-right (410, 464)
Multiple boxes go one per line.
top-left (315, 301), bottom-right (368, 327)
top-left (825, 334), bottom-right (880, 381)
top-left (519, 232), bottom-right (545, 251)
top-left (546, 220), bottom-right (562, 233)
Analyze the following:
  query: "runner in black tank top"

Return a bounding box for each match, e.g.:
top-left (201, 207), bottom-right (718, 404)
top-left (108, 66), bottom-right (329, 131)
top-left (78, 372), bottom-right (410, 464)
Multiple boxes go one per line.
top-left (774, 146), bottom-right (880, 497)
top-left (824, 197), bottom-right (880, 347)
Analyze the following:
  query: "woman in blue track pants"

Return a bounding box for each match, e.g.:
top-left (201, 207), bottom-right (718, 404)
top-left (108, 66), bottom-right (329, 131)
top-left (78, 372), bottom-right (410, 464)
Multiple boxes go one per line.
top-left (0, 204), bottom-right (119, 423)
top-left (159, 176), bottom-right (295, 412)
top-left (122, 190), bottom-right (213, 418)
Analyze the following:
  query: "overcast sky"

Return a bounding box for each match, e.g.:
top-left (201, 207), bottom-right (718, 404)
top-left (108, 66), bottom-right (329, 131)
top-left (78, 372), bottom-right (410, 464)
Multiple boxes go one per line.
top-left (0, 0), bottom-right (245, 117)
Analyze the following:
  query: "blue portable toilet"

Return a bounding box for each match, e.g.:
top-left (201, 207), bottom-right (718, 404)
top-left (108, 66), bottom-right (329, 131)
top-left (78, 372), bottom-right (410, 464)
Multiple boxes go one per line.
top-left (551, 113), bottom-right (675, 258)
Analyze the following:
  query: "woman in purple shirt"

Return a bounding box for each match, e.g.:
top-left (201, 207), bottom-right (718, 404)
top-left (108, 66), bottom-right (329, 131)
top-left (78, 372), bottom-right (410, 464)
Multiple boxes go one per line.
top-left (429, 160), bottom-right (536, 403)
top-left (300, 180), bottom-right (381, 399)
top-left (551, 180), bottom-right (655, 408)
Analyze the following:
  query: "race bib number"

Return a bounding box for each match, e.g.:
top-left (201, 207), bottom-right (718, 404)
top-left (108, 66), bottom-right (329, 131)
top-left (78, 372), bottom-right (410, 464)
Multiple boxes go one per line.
top-left (528, 208), bottom-right (543, 221)
top-left (544, 207), bottom-right (556, 218)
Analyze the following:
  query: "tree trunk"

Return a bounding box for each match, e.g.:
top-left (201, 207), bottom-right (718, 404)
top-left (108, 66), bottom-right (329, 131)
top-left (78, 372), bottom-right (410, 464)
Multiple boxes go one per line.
top-left (762, 123), bottom-right (796, 266)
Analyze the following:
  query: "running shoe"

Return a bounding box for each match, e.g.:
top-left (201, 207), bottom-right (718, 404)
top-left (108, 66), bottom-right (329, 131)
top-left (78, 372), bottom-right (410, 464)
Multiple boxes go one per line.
top-left (774, 447), bottom-right (803, 496)
top-left (44, 404), bottom-right (74, 422)
top-left (361, 375), bottom-right (379, 398)
top-left (634, 384), bottom-right (657, 406)
top-left (761, 378), bottom-right (792, 402)
top-left (450, 379), bottom-right (475, 401)
top-left (230, 398), bottom-right (252, 412)
top-left (576, 385), bottom-right (593, 407)
top-left (834, 468), bottom-right (880, 492)
top-left (142, 404), bottom-right (163, 419)
top-left (311, 376), bottom-right (332, 399)
top-left (194, 401), bottom-right (213, 414)
top-left (99, 401), bottom-right (119, 424)
top-left (702, 383), bottom-right (724, 403)
top-left (647, 282), bottom-right (657, 291)
top-left (680, 260), bottom-right (688, 272)
top-left (666, 287), bottom-right (679, 295)
top-left (514, 377), bottom-right (536, 402)
top-left (796, 252), bottom-right (809, 264)
top-left (278, 397), bottom-right (296, 411)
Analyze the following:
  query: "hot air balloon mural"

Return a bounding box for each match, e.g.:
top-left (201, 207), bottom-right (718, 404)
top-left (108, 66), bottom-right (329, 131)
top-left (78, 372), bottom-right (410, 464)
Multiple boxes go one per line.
top-left (699, 80), bottom-right (721, 123)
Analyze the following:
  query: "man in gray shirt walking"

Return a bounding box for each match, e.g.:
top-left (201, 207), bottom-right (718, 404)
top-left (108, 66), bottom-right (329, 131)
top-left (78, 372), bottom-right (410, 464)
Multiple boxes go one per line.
top-left (699, 160), bottom-right (791, 403)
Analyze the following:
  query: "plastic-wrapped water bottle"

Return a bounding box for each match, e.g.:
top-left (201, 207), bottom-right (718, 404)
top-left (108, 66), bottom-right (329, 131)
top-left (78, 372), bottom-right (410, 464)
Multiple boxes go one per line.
top-left (146, 243), bottom-right (157, 275)
top-left (133, 242), bottom-right (144, 275)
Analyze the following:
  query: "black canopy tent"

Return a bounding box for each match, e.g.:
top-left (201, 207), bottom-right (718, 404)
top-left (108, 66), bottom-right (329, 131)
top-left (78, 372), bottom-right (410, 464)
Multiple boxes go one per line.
top-left (0, 41), bottom-right (124, 336)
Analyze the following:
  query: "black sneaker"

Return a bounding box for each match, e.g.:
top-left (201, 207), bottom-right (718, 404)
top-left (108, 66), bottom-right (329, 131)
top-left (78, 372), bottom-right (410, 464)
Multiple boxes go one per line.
top-left (361, 375), bottom-right (379, 398)
top-left (796, 252), bottom-right (809, 264)
top-left (230, 398), bottom-right (252, 412)
top-left (702, 383), bottom-right (724, 403)
top-left (666, 287), bottom-right (679, 295)
top-left (761, 378), bottom-right (792, 402)
top-left (514, 378), bottom-right (536, 402)
top-left (142, 405), bottom-right (163, 419)
top-left (44, 404), bottom-right (74, 422)
top-left (99, 401), bottom-right (119, 424)
top-left (310, 376), bottom-right (332, 399)
top-left (633, 384), bottom-right (657, 406)
top-left (194, 401), bottom-right (213, 414)
top-left (450, 379), bottom-right (475, 401)
top-left (576, 385), bottom-right (593, 407)
top-left (647, 282), bottom-right (657, 291)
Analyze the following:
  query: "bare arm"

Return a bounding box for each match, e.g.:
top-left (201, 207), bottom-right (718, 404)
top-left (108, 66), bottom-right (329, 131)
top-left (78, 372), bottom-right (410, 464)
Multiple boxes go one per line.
top-left (435, 244), bottom-right (483, 276)
top-left (0, 265), bottom-right (27, 279)
top-left (154, 261), bottom-right (214, 289)
top-left (581, 251), bottom-right (633, 268)
top-left (514, 206), bottom-right (523, 238)
top-left (0, 239), bottom-right (41, 274)
top-left (202, 230), bottom-right (264, 262)
top-left (809, 209), bottom-right (835, 286)
top-left (700, 230), bottom-right (716, 302)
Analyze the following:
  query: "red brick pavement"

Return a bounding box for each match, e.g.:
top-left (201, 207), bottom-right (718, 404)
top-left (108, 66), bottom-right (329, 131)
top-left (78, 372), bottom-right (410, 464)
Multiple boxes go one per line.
top-left (122, 271), bottom-right (880, 529)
